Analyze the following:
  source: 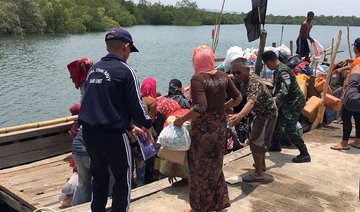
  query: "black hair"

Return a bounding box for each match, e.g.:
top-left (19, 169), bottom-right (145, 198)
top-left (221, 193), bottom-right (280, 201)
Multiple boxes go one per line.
top-left (261, 51), bottom-right (278, 63)
top-left (307, 11), bottom-right (314, 17)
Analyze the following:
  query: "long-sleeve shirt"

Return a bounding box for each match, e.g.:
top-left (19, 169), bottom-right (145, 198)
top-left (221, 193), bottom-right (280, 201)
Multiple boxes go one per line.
top-left (78, 54), bottom-right (152, 131)
top-left (272, 63), bottom-right (305, 112)
top-left (344, 73), bottom-right (360, 112)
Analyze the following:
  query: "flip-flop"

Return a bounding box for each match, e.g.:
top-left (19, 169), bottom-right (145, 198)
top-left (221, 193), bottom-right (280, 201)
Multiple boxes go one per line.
top-left (242, 174), bottom-right (264, 183)
top-left (349, 143), bottom-right (360, 149)
top-left (330, 146), bottom-right (350, 150)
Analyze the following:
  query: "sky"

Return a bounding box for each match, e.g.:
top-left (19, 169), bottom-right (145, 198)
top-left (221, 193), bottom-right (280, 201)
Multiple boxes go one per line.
top-left (132, 0), bottom-right (358, 17)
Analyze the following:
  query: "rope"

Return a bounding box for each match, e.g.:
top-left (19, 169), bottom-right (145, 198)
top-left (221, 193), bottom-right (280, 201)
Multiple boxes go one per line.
top-left (212, 0), bottom-right (226, 53)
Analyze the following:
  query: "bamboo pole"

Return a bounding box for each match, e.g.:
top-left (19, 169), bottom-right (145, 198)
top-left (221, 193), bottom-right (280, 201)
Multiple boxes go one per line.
top-left (212, 0), bottom-right (226, 52)
top-left (0, 115), bottom-right (78, 134)
top-left (347, 25), bottom-right (353, 59)
top-left (280, 25), bottom-right (284, 45)
top-left (313, 30), bottom-right (342, 128)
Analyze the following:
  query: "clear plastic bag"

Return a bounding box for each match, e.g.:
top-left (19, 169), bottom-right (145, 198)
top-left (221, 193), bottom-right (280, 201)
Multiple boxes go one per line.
top-left (59, 172), bottom-right (78, 207)
top-left (158, 124), bottom-right (191, 151)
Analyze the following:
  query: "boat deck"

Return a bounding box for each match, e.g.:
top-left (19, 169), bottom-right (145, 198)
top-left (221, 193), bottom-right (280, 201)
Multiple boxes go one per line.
top-left (0, 153), bottom-right (72, 212)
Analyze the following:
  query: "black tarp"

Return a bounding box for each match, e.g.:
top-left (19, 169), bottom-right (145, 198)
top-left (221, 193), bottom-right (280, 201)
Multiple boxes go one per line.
top-left (244, 0), bottom-right (268, 42)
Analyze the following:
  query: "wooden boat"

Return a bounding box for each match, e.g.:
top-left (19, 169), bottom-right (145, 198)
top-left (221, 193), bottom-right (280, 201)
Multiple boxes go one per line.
top-left (0, 115), bottom-right (252, 212)
top-left (0, 117), bottom-right (76, 212)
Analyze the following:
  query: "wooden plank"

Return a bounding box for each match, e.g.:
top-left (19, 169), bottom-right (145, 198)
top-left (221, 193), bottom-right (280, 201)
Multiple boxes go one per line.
top-left (0, 191), bottom-right (33, 212)
top-left (32, 189), bottom-right (63, 201)
top-left (0, 183), bottom-right (39, 211)
top-left (60, 146), bottom-right (252, 212)
top-left (313, 31), bottom-right (342, 128)
top-left (0, 122), bottom-right (72, 145)
top-left (0, 133), bottom-right (72, 158)
top-left (3, 159), bottom-right (71, 186)
top-left (0, 153), bottom-right (71, 174)
top-left (0, 161), bottom-right (66, 180)
top-left (10, 165), bottom-right (71, 190)
top-left (0, 143), bottom-right (71, 169)
top-left (22, 178), bottom-right (70, 196)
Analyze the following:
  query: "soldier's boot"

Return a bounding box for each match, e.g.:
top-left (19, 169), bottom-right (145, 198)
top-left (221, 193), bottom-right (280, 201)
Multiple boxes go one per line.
top-left (292, 145), bottom-right (311, 163)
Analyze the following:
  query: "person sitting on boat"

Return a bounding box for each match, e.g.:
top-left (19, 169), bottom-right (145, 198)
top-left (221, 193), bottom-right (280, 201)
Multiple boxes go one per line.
top-left (296, 11), bottom-right (315, 62)
top-left (67, 58), bottom-right (93, 102)
top-left (141, 77), bottom-right (157, 123)
top-left (165, 79), bottom-right (191, 109)
top-left (67, 59), bottom-right (94, 206)
top-left (228, 59), bottom-right (278, 182)
top-left (262, 50), bottom-right (311, 163)
top-left (331, 38), bottom-right (360, 150)
top-left (137, 77), bottom-right (159, 185)
top-left (78, 28), bottom-right (153, 212)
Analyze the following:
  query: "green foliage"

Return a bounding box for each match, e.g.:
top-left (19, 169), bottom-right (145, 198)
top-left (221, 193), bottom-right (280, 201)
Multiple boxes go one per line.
top-left (0, 2), bottom-right (22, 34)
top-left (1, 0), bottom-right (360, 34)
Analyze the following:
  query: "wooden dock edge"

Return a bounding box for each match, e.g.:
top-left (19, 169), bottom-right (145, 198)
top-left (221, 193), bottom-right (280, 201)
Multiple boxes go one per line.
top-left (60, 146), bottom-right (251, 212)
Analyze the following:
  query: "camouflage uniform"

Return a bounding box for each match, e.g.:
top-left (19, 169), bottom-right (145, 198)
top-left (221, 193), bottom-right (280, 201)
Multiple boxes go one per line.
top-left (244, 74), bottom-right (278, 153)
top-left (271, 63), bottom-right (308, 153)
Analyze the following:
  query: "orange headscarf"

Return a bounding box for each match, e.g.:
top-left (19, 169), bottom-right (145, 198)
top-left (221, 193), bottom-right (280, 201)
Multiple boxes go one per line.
top-left (192, 45), bottom-right (215, 76)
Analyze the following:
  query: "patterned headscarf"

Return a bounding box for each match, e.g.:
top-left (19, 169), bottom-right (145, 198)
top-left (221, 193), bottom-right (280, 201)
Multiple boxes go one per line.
top-left (140, 77), bottom-right (157, 99)
top-left (192, 45), bottom-right (215, 76)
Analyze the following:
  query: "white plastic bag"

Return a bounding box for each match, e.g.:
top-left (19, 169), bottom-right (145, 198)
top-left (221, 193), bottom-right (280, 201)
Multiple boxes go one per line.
top-left (158, 124), bottom-right (191, 151)
top-left (59, 172), bottom-right (78, 207)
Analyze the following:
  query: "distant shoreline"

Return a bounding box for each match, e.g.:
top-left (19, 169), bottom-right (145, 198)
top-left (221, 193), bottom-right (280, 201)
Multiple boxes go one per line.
top-left (1, 0), bottom-right (360, 35)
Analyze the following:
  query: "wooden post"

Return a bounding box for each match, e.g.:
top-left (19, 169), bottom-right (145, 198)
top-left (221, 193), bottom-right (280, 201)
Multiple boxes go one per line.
top-left (255, 30), bottom-right (267, 76)
top-left (290, 40), bottom-right (294, 56)
top-left (347, 25), bottom-right (353, 59)
top-left (280, 25), bottom-right (284, 45)
top-left (312, 30), bottom-right (342, 128)
top-left (272, 42), bottom-right (276, 47)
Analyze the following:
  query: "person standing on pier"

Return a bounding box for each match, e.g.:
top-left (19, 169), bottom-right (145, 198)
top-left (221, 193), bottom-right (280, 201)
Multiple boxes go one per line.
top-left (262, 51), bottom-right (311, 163)
top-left (78, 28), bottom-right (153, 212)
top-left (228, 59), bottom-right (278, 182)
top-left (173, 45), bottom-right (241, 212)
top-left (296, 11), bottom-right (315, 62)
top-left (331, 38), bottom-right (360, 150)
top-left (228, 59), bottom-right (277, 182)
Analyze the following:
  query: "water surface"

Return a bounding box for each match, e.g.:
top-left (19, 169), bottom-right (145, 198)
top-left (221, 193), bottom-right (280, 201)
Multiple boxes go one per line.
top-left (1, 24), bottom-right (359, 127)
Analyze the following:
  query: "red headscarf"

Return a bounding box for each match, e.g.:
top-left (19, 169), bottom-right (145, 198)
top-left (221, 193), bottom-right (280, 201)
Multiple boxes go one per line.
top-left (140, 77), bottom-right (157, 99)
top-left (67, 58), bottom-right (93, 89)
top-left (192, 45), bottom-right (215, 76)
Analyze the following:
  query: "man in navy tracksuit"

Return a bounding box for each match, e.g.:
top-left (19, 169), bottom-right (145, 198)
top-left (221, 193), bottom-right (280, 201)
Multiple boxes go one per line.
top-left (78, 28), bottom-right (152, 212)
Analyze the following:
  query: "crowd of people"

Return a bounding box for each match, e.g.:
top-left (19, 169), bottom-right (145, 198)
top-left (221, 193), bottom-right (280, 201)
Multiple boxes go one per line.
top-left (63, 12), bottom-right (360, 211)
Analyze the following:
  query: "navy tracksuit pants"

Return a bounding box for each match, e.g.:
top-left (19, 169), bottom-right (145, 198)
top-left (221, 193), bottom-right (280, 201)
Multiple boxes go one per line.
top-left (83, 125), bottom-right (132, 212)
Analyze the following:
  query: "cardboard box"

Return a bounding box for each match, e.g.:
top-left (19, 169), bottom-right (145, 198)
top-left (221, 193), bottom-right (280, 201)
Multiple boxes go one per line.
top-left (157, 147), bottom-right (187, 165)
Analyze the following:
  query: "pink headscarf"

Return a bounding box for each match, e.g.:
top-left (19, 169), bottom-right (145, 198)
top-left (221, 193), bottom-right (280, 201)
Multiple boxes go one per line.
top-left (140, 77), bottom-right (157, 99)
top-left (192, 45), bottom-right (215, 76)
